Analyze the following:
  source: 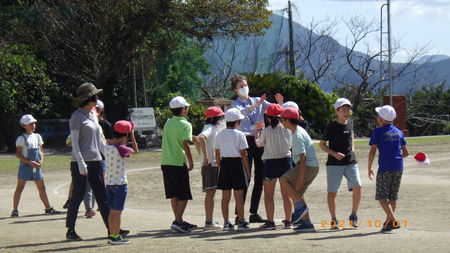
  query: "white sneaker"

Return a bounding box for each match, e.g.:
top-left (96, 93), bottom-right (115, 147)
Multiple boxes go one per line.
top-left (204, 221), bottom-right (223, 230)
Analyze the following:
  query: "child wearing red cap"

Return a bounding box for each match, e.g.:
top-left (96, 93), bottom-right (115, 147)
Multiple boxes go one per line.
top-left (279, 107), bottom-right (319, 233)
top-left (104, 120), bottom-right (138, 244)
top-left (368, 105), bottom-right (408, 232)
top-left (254, 104), bottom-right (293, 230)
top-left (198, 106), bottom-right (225, 230)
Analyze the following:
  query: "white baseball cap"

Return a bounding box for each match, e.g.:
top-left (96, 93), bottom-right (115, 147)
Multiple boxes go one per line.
top-left (334, 98), bottom-right (352, 110)
top-left (96, 100), bottom-right (104, 109)
top-left (169, 96), bottom-right (190, 109)
top-left (20, 114), bottom-right (37, 125)
top-left (375, 105), bottom-right (397, 122)
top-left (282, 101), bottom-right (299, 110)
top-left (224, 108), bottom-right (245, 122)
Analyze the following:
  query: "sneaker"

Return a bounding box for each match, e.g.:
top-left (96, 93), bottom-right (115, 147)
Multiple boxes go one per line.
top-left (237, 220), bottom-right (250, 231)
top-left (349, 213), bottom-right (359, 228)
top-left (85, 209), bottom-right (96, 218)
top-left (292, 206), bottom-right (308, 224)
top-left (45, 207), bottom-right (62, 214)
top-left (171, 221), bottom-right (188, 233)
top-left (381, 220), bottom-right (395, 232)
top-left (204, 221), bottom-right (223, 230)
top-left (330, 218), bottom-right (341, 230)
top-left (119, 229), bottom-right (130, 236)
top-left (11, 210), bottom-right (18, 218)
top-left (392, 220), bottom-right (401, 230)
top-left (282, 220), bottom-right (294, 229)
top-left (182, 221), bottom-right (198, 231)
top-left (259, 221), bottom-right (276, 230)
top-left (108, 235), bottom-right (130, 245)
top-left (66, 229), bottom-right (82, 241)
top-left (223, 221), bottom-right (234, 231)
top-left (63, 199), bottom-right (70, 209)
top-left (293, 223), bottom-right (315, 233)
top-left (249, 213), bottom-right (266, 223)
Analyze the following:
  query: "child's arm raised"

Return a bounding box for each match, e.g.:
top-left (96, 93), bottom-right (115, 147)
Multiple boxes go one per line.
top-left (368, 145), bottom-right (377, 180)
top-left (130, 130), bottom-right (139, 154)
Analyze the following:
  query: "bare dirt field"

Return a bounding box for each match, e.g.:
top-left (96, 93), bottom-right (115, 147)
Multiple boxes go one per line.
top-left (1, 137), bottom-right (450, 252)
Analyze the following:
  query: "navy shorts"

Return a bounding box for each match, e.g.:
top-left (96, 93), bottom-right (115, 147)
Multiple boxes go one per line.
top-left (217, 157), bottom-right (248, 190)
top-left (106, 184), bottom-right (128, 210)
top-left (161, 165), bottom-right (193, 200)
top-left (263, 157), bottom-right (292, 180)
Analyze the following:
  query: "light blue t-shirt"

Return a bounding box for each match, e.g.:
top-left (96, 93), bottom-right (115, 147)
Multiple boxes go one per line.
top-left (292, 126), bottom-right (319, 167)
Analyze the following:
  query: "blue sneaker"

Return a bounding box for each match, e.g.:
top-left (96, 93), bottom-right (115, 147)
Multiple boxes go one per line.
top-left (293, 223), bottom-right (315, 233)
top-left (349, 213), bottom-right (359, 228)
top-left (292, 206), bottom-right (308, 224)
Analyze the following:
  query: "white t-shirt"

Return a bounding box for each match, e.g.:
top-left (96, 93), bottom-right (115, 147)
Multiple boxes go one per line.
top-left (104, 145), bottom-right (132, 185)
top-left (15, 133), bottom-right (44, 157)
top-left (256, 124), bottom-right (292, 160)
top-left (199, 124), bottom-right (219, 167)
top-left (215, 128), bottom-right (248, 158)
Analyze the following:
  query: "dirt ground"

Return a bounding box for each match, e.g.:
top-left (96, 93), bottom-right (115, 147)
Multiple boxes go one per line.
top-left (1, 138), bottom-right (450, 253)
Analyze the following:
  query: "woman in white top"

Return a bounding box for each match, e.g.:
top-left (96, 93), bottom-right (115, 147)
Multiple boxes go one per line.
top-left (254, 104), bottom-right (293, 230)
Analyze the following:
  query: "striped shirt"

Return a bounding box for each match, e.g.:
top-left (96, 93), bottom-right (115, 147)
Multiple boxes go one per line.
top-left (255, 124), bottom-right (292, 160)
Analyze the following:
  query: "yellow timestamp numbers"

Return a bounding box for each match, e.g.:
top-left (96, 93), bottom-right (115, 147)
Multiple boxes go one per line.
top-left (321, 219), bottom-right (408, 228)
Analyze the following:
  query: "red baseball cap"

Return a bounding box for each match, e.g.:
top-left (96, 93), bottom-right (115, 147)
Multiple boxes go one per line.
top-left (265, 104), bottom-right (283, 117)
top-left (205, 106), bottom-right (225, 118)
top-left (281, 107), bottom-right (299, 119)
top-left (114, 120), bottom-right (135, 134)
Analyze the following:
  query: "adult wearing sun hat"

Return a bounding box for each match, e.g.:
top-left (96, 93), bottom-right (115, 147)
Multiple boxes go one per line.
top-left (66, 83), bottom-right (123, 240)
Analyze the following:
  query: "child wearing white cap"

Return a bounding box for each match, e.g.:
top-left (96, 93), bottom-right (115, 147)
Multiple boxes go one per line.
top-left (368, 105), bottom-right (409, 232)
top-left (11, 114), bottom-right (61, 218)
top-left (161, 96), bottom-right (197, 233)
top-left (319, 98), bottom-right (362, 229)
top-left (215, 108), bottom-right (250, 231)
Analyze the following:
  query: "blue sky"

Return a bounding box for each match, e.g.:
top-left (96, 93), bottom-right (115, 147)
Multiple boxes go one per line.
top-left (268, 0), bottom-right (450, 62)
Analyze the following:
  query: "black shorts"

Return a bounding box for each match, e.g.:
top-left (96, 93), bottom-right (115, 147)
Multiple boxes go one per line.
top-left (201, 164), bottom-right (219, 191)
top-left (376, 170), bottom-right (403, 201)
top-left (217, 158), bottom-right (248, 190)
top-left (161, 165), bottom-right (192, 200)
top-left (263, 157), bottom-right (293, 180)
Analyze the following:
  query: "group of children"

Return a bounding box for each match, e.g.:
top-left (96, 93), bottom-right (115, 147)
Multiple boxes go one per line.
top-left (161, 94), bottom-right (408, 233)
top-left (11, 88), bottom-right (408, 244)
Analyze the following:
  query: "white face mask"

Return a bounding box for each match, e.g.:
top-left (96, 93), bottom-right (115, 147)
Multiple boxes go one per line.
top-left (216, 120), bottom-right (225, 131)
top-left (238, 86), bottom-right (249, 97)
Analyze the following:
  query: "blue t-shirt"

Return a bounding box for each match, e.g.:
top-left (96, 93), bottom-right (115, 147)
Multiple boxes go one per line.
top-left (292, 127), bottom-right (319, 167)
top-left (369, 124), bottom-right (406, 172)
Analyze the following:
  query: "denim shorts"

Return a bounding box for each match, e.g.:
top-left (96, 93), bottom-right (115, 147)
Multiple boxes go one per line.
top-left (106, 184), bottom-right (128, 210)
top-left (326, 163), bottom-right (362, 193)
top-left (18, 162), bottom-right (43, 181)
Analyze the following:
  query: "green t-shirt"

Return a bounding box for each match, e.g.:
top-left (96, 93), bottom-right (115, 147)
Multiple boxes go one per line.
top-left (161, 116), bottom-right (193, 166)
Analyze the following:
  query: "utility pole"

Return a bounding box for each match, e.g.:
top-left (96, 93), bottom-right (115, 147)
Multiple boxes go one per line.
top-left (380, 0), bottom-right (393, 105)
top-left (288, 0), bottom-right (296, 76)
top-left (132, 59), bottom-right (138, 108)
top-left (140, 55), bottom-right (148, 107)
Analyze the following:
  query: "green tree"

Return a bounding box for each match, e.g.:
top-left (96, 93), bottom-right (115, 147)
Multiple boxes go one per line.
top-left (244, 73), bottom-right (337, 138)
top-left (0, 44), bottom-right (58, 151)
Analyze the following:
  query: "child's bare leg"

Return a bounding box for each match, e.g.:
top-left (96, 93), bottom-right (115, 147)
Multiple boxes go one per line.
top-left (327, 192), bottom-right (337, 218)
top-left (34, 180), bottom-right (51, 208)
top-left (263, 180), bottom-right (276, 222)
top-left (389, 200), bottom-right (396, 212)
top-left (280, 181), bottom-right (293, 221)
top-left (221, 190), bottom-right (231, 222)
top-left (205, 189), bottom-right (216, 222)
top-left (13, 179), bottom-right (26, 210)
top-left (379, 199), bottom-right (395, 221)
top-left (170, 198), bottom-right (178, 220)
top-left (234, 189), bottom-right (245, 222)
top-left (108, 210), bottom-right (122, 235)
top-left (175, 200), bottom-right (187, 223)
top-left (351, 186), bottom-right (361, 214)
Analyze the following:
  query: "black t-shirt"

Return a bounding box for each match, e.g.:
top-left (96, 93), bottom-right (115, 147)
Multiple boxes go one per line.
top-left (322, 119), bottom-right (357, 165)
top-left (99, 119), bottom-right (113, 140)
